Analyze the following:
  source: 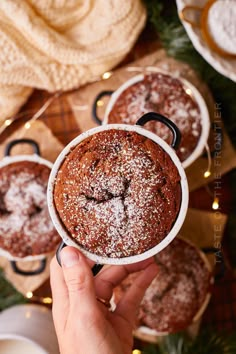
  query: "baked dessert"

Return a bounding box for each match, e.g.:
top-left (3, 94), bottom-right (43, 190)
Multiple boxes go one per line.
top-left (54, 129), bottom-right (181, 258)
top-left (0, 161), bottom-right (60, 258)
top-left (107, 72), bottom-right (202, 162)
top-left (114, 238), bottom-right (212, 333)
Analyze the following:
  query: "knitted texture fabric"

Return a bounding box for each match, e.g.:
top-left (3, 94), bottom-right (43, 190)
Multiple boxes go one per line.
top-left (0, 0), bottom-right (146, 123)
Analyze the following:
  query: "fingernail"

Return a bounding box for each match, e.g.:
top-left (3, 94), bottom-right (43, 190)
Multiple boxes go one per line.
top-left (61, 248), bottom-right (80, 268)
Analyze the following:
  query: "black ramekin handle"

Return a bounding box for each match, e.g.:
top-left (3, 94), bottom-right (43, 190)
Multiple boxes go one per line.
top-left (92, 90), bottom-right (114, 125)
top-left (136, 112), bottom-right (181, 150)
top-left (56, 241), bottom-right (103, 276)
top-left (10, 259), bottom-right (47, 276)
top-left (201, 247), bottom-right (225, 280)
top-left (4, 139), bottom-right (40, 157)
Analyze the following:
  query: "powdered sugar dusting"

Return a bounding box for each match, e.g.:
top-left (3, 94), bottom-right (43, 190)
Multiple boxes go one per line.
top-left (54, 130), bottom-right (181, 258)
top-left (114, 238), bottom-right (212, 333)
top-left (208, 0), bottom-right (236, 55)
top-left (0, 161), bottom-right (60, 257)
top-left (108, 72), bottom-right (202, 162)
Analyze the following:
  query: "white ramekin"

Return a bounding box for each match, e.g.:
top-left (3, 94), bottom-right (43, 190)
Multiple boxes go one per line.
top-left (99, 72), bottom-right (210, 169)
top-left (133, 238), bottom-right (214, 341)
top-left (0, 138), bottom-right (56, 276)
top-left (48, 123), bottom-right (189, 265)
top-left (0, 154), bottom-right (53, 262)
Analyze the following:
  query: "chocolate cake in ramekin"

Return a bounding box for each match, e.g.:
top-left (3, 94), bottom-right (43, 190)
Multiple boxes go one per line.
top-left (48, 114), bottom-right (189, 265)
top-left (94, 72), bottom-right (210, 168)
top-left (0, 160), bottom-right (60, 258)
top-left (114, 238), bottom-right (213, 335)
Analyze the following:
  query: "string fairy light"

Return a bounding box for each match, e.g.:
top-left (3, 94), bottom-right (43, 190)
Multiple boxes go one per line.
top-left (132, 350), bottom-right (142, 354)
top-left (25, 291), bottom-right (52, 305)
top-left (0, 109), bottom-right (35, 135)
top-left (22, 91), bottom-right (61, 131)
top-left (24, 122), bottom-right (31, 130)
top-left (204, 185), bottom-right (220, 211)
top-left (42, 297), bottom-right (53, 304)
top-left (1, 65), bottom-right (213, 185)
top-left (102, 71), bottom-right (113, 80)
top-left (0, 69), bottom-right (118, 133)
top-left (5, 119), bottom-right (12, 127)
top-left (203, 143), bottom-right (212, 178)
top-left (0, 92), bottom-right (61, 137)
top-left (212, 197), bottom-right (220, 210)
top-left (26, 291), bottom-right (33, 299)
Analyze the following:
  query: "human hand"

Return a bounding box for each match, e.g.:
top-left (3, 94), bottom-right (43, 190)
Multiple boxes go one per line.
top-left (50, 246), bottom-right (158, 354)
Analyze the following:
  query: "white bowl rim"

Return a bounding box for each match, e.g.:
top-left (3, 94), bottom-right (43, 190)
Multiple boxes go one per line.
top-left (0, 335), bottom-right (46, 354)
top-left (47, 123), bottom-right (189, 265)
top-left (0, 154), bottom-right (53, 261)
top-left (102, 71), bottom-right (210, 169)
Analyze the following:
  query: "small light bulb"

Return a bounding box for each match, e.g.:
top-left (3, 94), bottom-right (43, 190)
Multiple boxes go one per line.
top-left (204, 170), bottom-right (211, 178)
top-left (5, 119), bottom-right (12, 126)
top-left (96, 100), bottom-right (104, 107)
top-left (26, 291), bottom-right (33, 299)
top-left (24, 122), bottom-right (31, 129)
top-left (42, 297), bottom-right (53, 304)
top-left (132, 350), bottom-right (142, 354)
top-left (212, 198), bottom-right (219, 210)
top-left (102, 71), bottom-right (112, 80)
top-left (185, 88), bottom-right (192, 96)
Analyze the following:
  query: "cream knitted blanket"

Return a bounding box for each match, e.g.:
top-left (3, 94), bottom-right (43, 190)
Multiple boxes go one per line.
top-left (0, 0), bottom-right (146, 124)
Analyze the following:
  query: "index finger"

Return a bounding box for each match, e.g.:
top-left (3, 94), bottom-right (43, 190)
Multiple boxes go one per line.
top-left (94, 257), bottom-right (156, 302)
top-left (115, 262), bottom-right (158, 327)
top-left (50, 256), bottom-right (69, 334)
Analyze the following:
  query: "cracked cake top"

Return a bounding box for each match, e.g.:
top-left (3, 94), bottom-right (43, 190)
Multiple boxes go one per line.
top-left (53, 129), bottom-right (181, 258)
top-left (0, 161), bottom-right (60, 258)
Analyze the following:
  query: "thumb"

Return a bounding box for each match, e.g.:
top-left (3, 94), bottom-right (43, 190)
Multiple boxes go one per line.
top-left (60, 247), bottom-right (97, 315)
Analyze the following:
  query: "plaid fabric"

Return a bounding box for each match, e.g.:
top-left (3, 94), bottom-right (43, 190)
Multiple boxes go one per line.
top-left (17, 89), bottom-right (236, 333)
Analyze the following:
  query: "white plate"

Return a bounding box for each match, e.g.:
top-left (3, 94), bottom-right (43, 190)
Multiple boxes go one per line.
top-left (176, 0), bottom-right (236, 82)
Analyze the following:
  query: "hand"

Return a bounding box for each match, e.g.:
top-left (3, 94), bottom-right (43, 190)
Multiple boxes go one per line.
top-left (50, 246), bottom-right (158, 354)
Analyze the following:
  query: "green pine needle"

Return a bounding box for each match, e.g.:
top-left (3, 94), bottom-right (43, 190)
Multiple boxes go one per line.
top-left (143, 0), bottom-right (236, 146)
top-left (143, 331), bottom-right (236, 354)
top-left (0, 268), bottom-right (28, 311)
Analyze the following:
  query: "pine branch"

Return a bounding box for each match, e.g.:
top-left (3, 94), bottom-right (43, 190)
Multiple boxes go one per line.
top-left (142, 330), bottom-right (236, 354)
top-left (143, 0), bottom-right (236, 146)
top-left (0, 268), bottom-right (27, 311)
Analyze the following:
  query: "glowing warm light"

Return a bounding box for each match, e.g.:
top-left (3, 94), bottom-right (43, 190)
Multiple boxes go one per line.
top-left (185, 88), bottom-right (192, 95)
top-left (204, 170), bottom-right (211, 178)
top-left (132, 350), bottom-right (142, 354)
top-left (26, 291), bottom-right (33, 299)
top-left (24, 122), bottom-right (31, 129)
top-left (5, 119), bottom-right (12, 126)
top-left (96, 100), bottom-right (104, 107)
top-left (102, 71), bottom-right (112, 80)
top-left (212, 198), bottom-right (219, 210)
top-left (42, 297), bottom-right (53, 304)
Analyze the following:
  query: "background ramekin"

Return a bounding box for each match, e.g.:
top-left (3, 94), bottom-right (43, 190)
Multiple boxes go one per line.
top-left (93, 71), bottom-right (210, 169)
top-left (132, 238), bottom-right (214, 341)
top-left (0, 139), bottom-right (54, 275)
